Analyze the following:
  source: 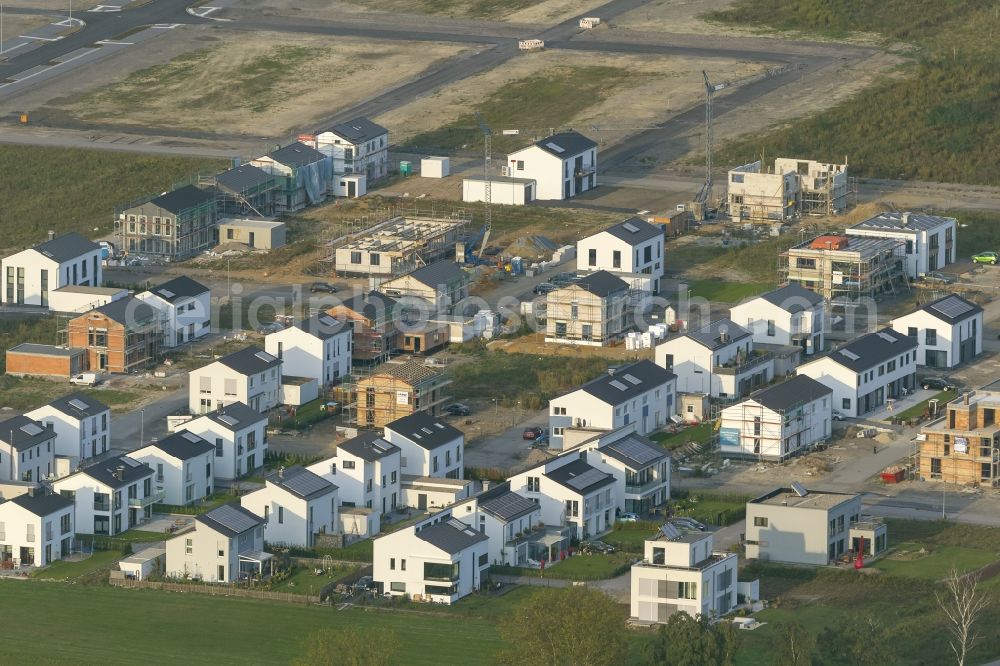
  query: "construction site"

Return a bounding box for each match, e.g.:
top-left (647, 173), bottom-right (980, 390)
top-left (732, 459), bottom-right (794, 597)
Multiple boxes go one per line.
top-left (725, 157), bottom-right (857, 224)
top-left (779, 234), bottom-right (909, 308)
top-left (331, 358), bottom-right (452, 429)
top-left (913, 385), bottom-right (1000, 487)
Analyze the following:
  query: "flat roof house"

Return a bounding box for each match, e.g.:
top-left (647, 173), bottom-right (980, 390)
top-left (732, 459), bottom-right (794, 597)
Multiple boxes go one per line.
top-left (576, 218), bottom-right (665, 293)
top-left (780, 234), bottom-right (907, 306)
top-left (184, 402), bottom-right (268, 481)
top-left (796, 328), bottom-right (917, 418)
top-left (131, 431), bottom-right (215, 506)
top-left (25, 392), bottom-right (110, 473)
top-left (189, 346), bottom-right (282, 414)
top-left (729, 283), bottom-right (825, 356)
top-left (250, 142), bottom-right (331, 213)
top-left (507, 131), bottom-right (597, 201)
top-left (218, 218), bottom-right (286, 251)
top-left (166, 503), bottom-right (270, 583)
top-left (719, 375), bottom-right (833, 462)
top-left (0, 491), bottom-right (75, 569)
top-left (136, 275), bottom-right (211, 348)
top-left (5, 343), bottom-right (87, 380)
top-left (846, 211), bottom-right (956, 279)
top-left (265, 314), bottom-right (352, 388)
top-left (890, 294), bottom-right (983, 369)
top-left (52, 455), bottom-right (156, 536)
top-left (118, 185), bottom-right (218, 260)
top-left (0, 415), bottom-right (56, 483)
top-left (745, 485), bottom-right (887, 565)
top-left (241, 465), bottom-right (338, 548)
top-left (917, 386), bottom-right (1000, 486)
top-left (66, 297), bottom-right (162, 374)
top-left (2, 231), bottom-right (102, 307)
top-left (727, 160), bottom-right (800, 224)
top-left (545, 270), bottom-right (630, 346)
top-left (383, 411), bottom-right (464, 479)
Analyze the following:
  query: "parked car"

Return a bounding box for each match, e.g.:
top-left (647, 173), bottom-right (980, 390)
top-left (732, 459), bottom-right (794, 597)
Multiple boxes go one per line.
top-left (550, 272), bottom-right (578, 286)
top-left (424, 357), bottom-right (447, 368)
top-left (618, 512), bottom-right (639, 523)
top-left (532, 282), bottom-right (557, 295)
top-left (581, 540), bottom-right (616, 554)
top-left (310, 282), bottom-right (339, 293)
top-left (70, 373), bottom-right (100, 387)
top-left (444, 403), bottom-right (471, 416)
top-left (522, 426), bottom-right (544, 440)
top-left (673, 517), bottom-right (706, 531)
top-left (921, 271), bottom-right (956, 285)
top-left (922, 377), bottom-right (956, 391)
top-left (257, 322), bottom-right (284, 335)
top-left (972, 251), bottom-right (999, 265)
top-left (353, 576), bottom-right (374, 593)
top-left (832, 410), bottom-right (847, 421)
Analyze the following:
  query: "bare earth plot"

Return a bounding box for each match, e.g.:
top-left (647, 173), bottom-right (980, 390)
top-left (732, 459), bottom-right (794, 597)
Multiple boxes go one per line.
top-left (293, 0), bottom-right (607, 22)
top-left (50, 33), bottom-right (467, 136)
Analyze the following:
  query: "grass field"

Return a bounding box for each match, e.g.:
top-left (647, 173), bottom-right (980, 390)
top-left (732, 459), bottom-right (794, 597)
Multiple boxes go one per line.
top-left (873, 542), bottom-right (998, 580)
top-left (605, 523), bottom-right (661, 553)
top-left (892, 389), bottom-right (955, 422)
top-left (710, 1), bottom-right (1000, 185)
top-left (30, 549), bottom-right (124, 580)
top-left (0, 146), bottom-right (223, 251)
top-left (0, 374), bottom-right (144, 413)
top-left (343, 0), bottom-right (542, 18)
top-left (650, 423), bottom-right (714, 451)
top-left (687, 279), bottom-right (772, 302)
top-left (270, 563), bottom-right (359, 596)
top-left (494, 551), bottom-right (634, 580)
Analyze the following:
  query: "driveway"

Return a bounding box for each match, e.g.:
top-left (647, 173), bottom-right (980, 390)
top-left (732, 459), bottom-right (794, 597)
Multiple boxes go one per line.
top-left (110, 388), bottom-right (187, 451)
top-left (464, 409), bottom-right (549, 471)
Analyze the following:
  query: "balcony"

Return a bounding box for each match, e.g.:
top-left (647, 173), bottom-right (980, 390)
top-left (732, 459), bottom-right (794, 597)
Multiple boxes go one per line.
top-left (713, 352), bottom-right (773, 376)
top-left (574, 165), bottom-right (596, 177)
top-left (850, 516), bottom-right (884, 532)
top-left (128, 490), bottom-right (164, 509)
top-left (93, 501), bottom-right (111, 512)
top-left (626, 477), bottom-right (667, 496)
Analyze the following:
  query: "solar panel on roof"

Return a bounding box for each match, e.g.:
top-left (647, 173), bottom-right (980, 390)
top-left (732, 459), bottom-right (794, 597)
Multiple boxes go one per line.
top-left (545, 142), bottom-right (565, 153)
top-left (876, 331), bottom-right (897, 343)
top-left (622, 222), bottom-right (639, 233)
top-left (208, 504), bottom-right (258, 534)
top-left (122, 457), bottom-right (140, 467)
top-left (159, 289), bottom-right (175, 298)
top-left (565, 468), bottom-right (608, 491)
top-left (218, 415), bottom-right (239, 426)
top-left (622, 374), bottom-right (642, 385)
top-left (421, 428), bottom-right (433, 435)
top-left (482, 492), bottom-right (534, 520)
top-left (607, 437), bottom-right (661, 466)
top-left (255, 351), bottom-right (277, 363)
top-left (660, 523), bottom-right (680, 540)
top-left (181, 432), bottom-right (202, 443)
top-left (840, 349), bottom-right (860, 360)
top-left (283, 471), bottom-right (330, 497)
top-left (609, 380), bottom-right (629, 391)
top-left (319, 315), bottom-right (337, 326)
top-left (68, 398), bottom-right (90, 411)
top-left (434, 423), bottom-right (445, 429)
top-left (20, 423), bottom-right (43, 436)
top-left (930, 296), bottom-right (975, 320)
top-left (791, 481), bottom-right (809, 497)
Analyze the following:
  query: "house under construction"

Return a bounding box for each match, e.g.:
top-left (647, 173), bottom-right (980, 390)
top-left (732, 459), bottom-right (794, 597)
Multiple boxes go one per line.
top-left (727, 158), bottom-right (856, 223)
top-left (914, 385), bottom-right (1000, 487)
top-left (336, 358), bottom-right (452, 429)
top-left (774, 158), bottom-right (855, 217)
top-left (328, 214), bottom-right (469, 278)
top-left (779, 234), bottom-right (908, 308)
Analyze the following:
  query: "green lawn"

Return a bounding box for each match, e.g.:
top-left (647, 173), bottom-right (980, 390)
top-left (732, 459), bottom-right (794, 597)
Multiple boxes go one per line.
top-left (0, 582), bottom-right (504, 665)
top-left (687, 279), bottom-right (772, 303)
top-left (493, 551), bottom-right (634, 581)
top-left (0, 374), bottom-right (144, 413)
top-left (873, 542), bottom-right (998, 580)
top-left (30, 549), bottom-right (123, 580)
top-left (672, 491), bottom-right (751, 527)
top-left (153, 492), bottom-right (234, 515)
top-left (892, 389), bottom-right (956, 422)
top-left (650, 423), bottom-right (714, 451)
top-left (605, 523), bottom-right (661, 553)
top-left (270, 563), bottom-right (359, 596)
top-left (296, 537), bottom-right (374, 563)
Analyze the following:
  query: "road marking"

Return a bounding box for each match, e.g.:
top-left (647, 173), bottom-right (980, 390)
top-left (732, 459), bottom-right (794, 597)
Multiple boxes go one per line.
top-left (20, 34), bottom-right (64, 42)
top-left (0, 46), bottom-right (99, 90)
top-left (54, 18), bottom-right (85, 27)
top-left (0, 40), bottom-right (31, 54)
top-left (95, 39), bottom-right (134, 45)
top-left (188, 6), bottom-right (219, 16)
top-left (88, 5), bottom-right (123, 12)
top-left (151, 23), bottom-right (180, 29)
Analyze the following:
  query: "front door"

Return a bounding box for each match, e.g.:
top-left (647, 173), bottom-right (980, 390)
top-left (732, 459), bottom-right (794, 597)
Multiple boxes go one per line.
top-left (418, 494), bottom-right (428, 510)
top-left (248, 232), bottom-right (255, 248)
top-left (347, 181), bottom-right (356, 197)
top-left (413, 336), bottom-right (422, 352)
top-left (98, 353), bottom-right (108, 370)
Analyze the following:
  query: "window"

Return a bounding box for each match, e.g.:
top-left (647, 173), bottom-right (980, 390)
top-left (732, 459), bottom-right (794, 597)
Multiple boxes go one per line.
top-left (731, 173), bottom-right (744, 183)
top-left (677, 581), bottom-right (697, 599)
top-left (842, 398), bottom-right (851, 410)
top-left (215, 438), bottom-right (223, 457)
top-left (185, 538), bottom-right (193, 555)
top-left (401, 559), bottom-right (406, 571)
top-left (612, 250), bottom-right (621, 269)
top-left (342, 460), bottom-right (356, 470)
top-left (391, 471), bottom-right (397, 483)
top-left (390, 582), bottom-right (406, 592)
top-left (515, 160), bottom-right (524, 171)
top-left (351, 251), bottom-right (362, 264)
top-left (588, 248), bottom-right (597, 266)
top-left (553, 407), bottom-right (566, 415)
top-left (926, 329), bottom-right (937, 346)
top-left (766, 320), bottom-right (775, 336)
top-left (370, 253), bottom-right (380, 266)
top-left (565, 500), bottom-right (579, 517)
top-left (278, 506), bottom-right (284, 524)
top-left (527, 476), bottom-right (540, 492)
top-left (390, 557), bottom-right (396, 570)
top-left (752, 516), bottom-right (768, 527)
top-left (907, 326), bottom-right (917, 337)
top-left (94, 516), bottom-right (110, 535)
top-left (61, 513), bottom-right (71, 535)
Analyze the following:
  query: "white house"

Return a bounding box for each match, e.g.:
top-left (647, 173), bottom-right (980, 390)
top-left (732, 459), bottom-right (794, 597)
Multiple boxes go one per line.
top-left (891, 294), bottom-right (983, 369)
top-left (630, 528), bottom-right (738, 623)
top-left (2, 231), bottom-right (103, 307)
top-left (548, 360), bottom-right (676, 449)
top-left (0, 491), bottom-right (75, 568)
top-left (165, 503), bottom-right (270, 583)
top-left (719, 375), bottom-right (833, 462)
top-left (373, 513), bottom-right (489, 604)
top-left (307, 434), bottom-right (401, 515)
top-left (25, 392), bottom-right (110, 473)
top-left (570, 428), bottom-right (671, 516)
top-left (655, 319), bottom-right (774, 399)
top-left (506, 131), bottom-right (597, 201)
top-left (241, 465), bottom-right (338, 548)
top-left (52, 455), bottom-right (156, 535)
top-left (796, 328), bottom-right (918, 418)
top-left (383, 411), bottom-right (464, 479)
top-left (729, 283), bottom-right (825, 355)
top-left (189, 346), bottom-right (282, 414)
top-left (183, 402), bottom-right (268, 482)
top-left (136, 276), bottom-right (211, 348)
top-left (265, 314), bottom-right (351, 388)
top-left (508, 453), bottom-right (617, 540)
top-left (131, 431), bottom-right (215, 506)
top-left (845, 211), bottom-right (956, 278)
top-left (576, 218), bottom-right (665, 292)
top-left (378, 261), bottom-right (471, 314)
top-left (313, 117), bottom-right (389, 192)
top-left (0, 415), bottom-right (56, 483)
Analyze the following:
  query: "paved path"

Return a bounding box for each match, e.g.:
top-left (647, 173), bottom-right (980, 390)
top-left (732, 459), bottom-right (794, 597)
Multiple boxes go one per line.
top-left (110, 387), bottom-right (186, 450)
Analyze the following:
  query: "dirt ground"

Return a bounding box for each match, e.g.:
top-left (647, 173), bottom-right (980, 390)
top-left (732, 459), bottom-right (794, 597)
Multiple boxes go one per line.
top-left (266, 0), bottom-right (606, 24)
top-left (495, 332), bottom-right (655, 361)
top-left (378, 50), bottom-right (766, 149)
top-left (50, 32), bottom-right (466, 136)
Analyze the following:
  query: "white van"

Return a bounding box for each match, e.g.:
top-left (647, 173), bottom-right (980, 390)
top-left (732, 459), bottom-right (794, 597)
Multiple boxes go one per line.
top-left (70, 373), bottom-right (100, 386)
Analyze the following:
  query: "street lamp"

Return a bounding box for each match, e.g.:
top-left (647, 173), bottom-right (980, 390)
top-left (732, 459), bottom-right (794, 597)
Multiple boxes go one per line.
top-left (139, 409), bottom-right (145, 446)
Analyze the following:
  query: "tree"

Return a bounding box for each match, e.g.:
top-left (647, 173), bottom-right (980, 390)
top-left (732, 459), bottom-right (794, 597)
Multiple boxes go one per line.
top-left (774, 622), bottom-right (816, 666)
top-left (294, 627), bottom-right (399, 666)
top-left (644, 612), bottom-right (740, 666)
top-left (818, 614), bottom-right (891, 666)
top-left (937, 568), bottom-right (989, 666)
top-left (496, 586), bottom-right (627, 666)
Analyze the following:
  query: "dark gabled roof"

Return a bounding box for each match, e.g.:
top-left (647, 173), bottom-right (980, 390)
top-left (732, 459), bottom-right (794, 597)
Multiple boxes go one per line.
top-left (918, 295), bottom-right (983, 325)
top-left (197, 502), bottom-right (263, 538)
top-left (148, 276), bottom-right (209, 303)
top-left (602, 217), bottom-right (662, 245)
top-left (401, 261), bottom-right (468, 289)
top-left (0, 416), bottom-right (54, 450)
top-left (477, 481), bottom-right (537, 522)
top-left (34, 232), bottom-right (100, 262)
top-left (199, 402), bottom-right (267, 432)
top-left (339, 435), bottom-right (400, 462)
top-left (46, 392), bottom-right (110, 419)
top-left (748, 375), bottom-right (832, 412)
top-left (527, 131), bottom-right (596, 158)
top-left (213, 164), bottom-right (276, 193)
top-left (571, 270), bottom-right (629, 298)
top-left (385, 411), bottom-right (462, 450)
top-left (687, 318), bottom-right (752, 351)
top-left (337, 291), bottom-right (397, 321)
top-left (850, 211), bottom-right (954, 234)
top-left (290, 314), bottom-right (350, 341)
top-left (93, 297), bottom-right (158, 326)
top-left (138, 431), bottom-right (214, 461)
top-left (599, 433), bottom-right (667, 470)
top-left (755, 283), bottom-right (825, 313)
top-left (8, 492), bottom-right (74, 517)
top-left (416, 517), bottom-right (488, 554)
top-left (813, 328), bottom-right (918, 373)
top-left (322, 117), bottom-right (388, 143)
top-left (216, 346), bottom-right (281, 375)
top-left (148, 184), bottom-right (216, 214)
top-left (76, 455), bottom-right (153, 489)
top-left (268, 142), bottom-right (327, 168)
top-left (265, 465), bottom-right (336, 500)
top-left (545, 458), bottom-right (615, 496)
top-left (572, 360), bottom-right (675, 406)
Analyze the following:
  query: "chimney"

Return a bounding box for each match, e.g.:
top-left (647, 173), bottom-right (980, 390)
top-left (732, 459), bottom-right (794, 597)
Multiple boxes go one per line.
top-left (27, 486), bottom-right (35, 497)
top-left (964, 392), bottom-right (970, 406)
top-left (901, 213), bottom-right (910, 226)
top-left (115, 466), bottom-right (125, 481)
top-left (278, 466), bottom-right (285, 479)
top-left (47, 230), bottom-right (56, 241)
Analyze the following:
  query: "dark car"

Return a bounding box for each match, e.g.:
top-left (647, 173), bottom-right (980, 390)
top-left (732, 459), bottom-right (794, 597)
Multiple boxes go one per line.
top-left (921, 377), bottom-right (956, 391)
top-left (310, 282), bottom-right (339, 293)
top-left (444, 403), bottom-right (472, 416)
top-left (523, 426), bottom-right (544, 440)
top-left (533, 282), bottom-right (557, 295)
top-left (581, 540), bottom-right (616, 554)
top-left (921, 271), bottom-right (955, 285)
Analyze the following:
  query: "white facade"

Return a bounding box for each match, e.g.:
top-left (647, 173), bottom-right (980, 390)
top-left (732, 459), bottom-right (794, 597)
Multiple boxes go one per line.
top-left (165, 504), bottom-right (268, 583)
top-left (890, 296), bottom-right (983, 369)
top-left (131, 432), bottom-right (215, 506)
top-left (0, 493), bottom-right (75, 568)
top-left (240, 468), bottom-right (338, 548)
top-left (189, 348), bottom-right (281, 414)
top-left (383, 412), bottom-right (464, 479)
top-left (307, 436), bottom-right (402, 515)
top-left (2, 233), bottom-right (103, 307)
top-left (571, 428), bottom-right (672, 516)
top-left (453, 490), bottom-right (543, 566)
top-left (630, 531), bottom-right (738, 623)
top-left (729, 284), bottom-right (825, 355)
top-left (184, 405), bottom-right (268, 482)
top-left (0, 418), bottom-right (56, 483)
top-left (135, 281), bottom-right (211, 348)
top-left (655, 320), bottom-right (773, 399)
top-left (845, 212), bottom-right (956, 278)
top-left (506, 132), bottom-right (597, 201)
top-left (462, 178), bottom-right (535, 205)
top-left (264, 316), bottom-right (352, 388)
top-left (421, 157), bottom-right (450, 178)
top-left (25, 394), bottom-right (110, 472)
top-left (727, 160), bottom-right (800, 223)
top-left (576, 218), bottom-right (665, 292)
top-left (373, 513), bottom-right (489, 604)
top-left (796, 329), bottom-right (918, 418)
top-left (52, 456), bottom-right (156, 536)
top-left (313, 119), bottom-right (389, 186)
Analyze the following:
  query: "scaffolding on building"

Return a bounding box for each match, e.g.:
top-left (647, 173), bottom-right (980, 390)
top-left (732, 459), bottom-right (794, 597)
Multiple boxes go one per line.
top-left (721, 400), bottom-right (822, 463)
top-left (333, 361), bottom-right (452, 428)
top-left (800, 174), bottom-right (859, 217)
top-left (55, 307), bottom-right (166, 373)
